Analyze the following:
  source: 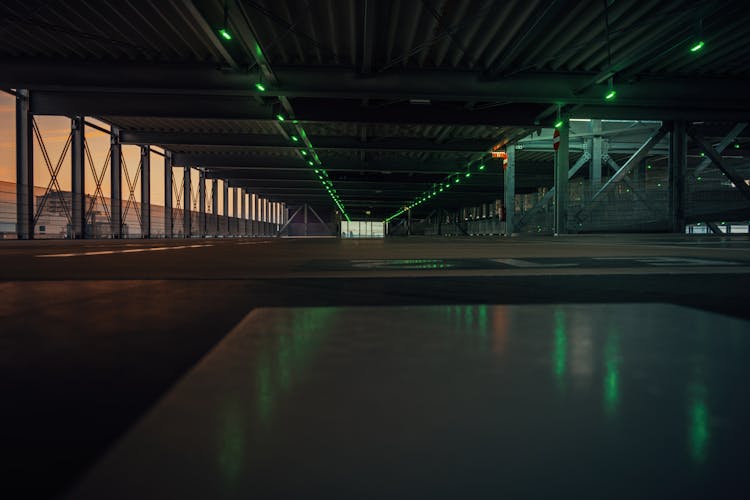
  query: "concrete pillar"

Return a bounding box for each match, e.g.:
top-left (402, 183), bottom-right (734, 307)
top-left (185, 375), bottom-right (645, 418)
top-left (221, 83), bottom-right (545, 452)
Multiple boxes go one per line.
top-left (183, 166), bottom-right (191, 237)
top-left (669, 120), bottom-right (687, 233)
top-left (16, 90), bottom-right (33, 240)
top-left (198, 169), bottom-right (206, 237)
top-left (554, 119), bottom-right (570, 235)
top-left (504, 144), bottom-right (516, 235)
top-left (163, 152), bottom-right (172, 238)
top-left (590, 119), bottom-right (602, 190)
top-left (71, 116), bottom-right (85, 239)
top-left (140, 146), bottom-right (150, 238)
top-left (111, 130), bottom-right (122, 238)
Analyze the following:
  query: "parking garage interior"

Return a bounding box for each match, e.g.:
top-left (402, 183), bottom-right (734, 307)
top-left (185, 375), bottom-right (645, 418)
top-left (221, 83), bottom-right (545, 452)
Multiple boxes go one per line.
top-left (1, 1), bottom-right (750, 498)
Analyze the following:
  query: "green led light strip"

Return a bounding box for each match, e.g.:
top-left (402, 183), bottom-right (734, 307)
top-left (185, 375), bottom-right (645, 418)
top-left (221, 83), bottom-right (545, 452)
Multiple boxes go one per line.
top-left (383, 159), bottom-right (488, 223)
top-left (276, 113), bottom-right (351, 221)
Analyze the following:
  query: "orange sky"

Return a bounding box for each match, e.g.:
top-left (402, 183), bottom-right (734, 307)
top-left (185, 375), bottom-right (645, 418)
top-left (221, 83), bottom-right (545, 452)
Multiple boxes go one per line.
top-left (0, 92), bottom-right (232, 213)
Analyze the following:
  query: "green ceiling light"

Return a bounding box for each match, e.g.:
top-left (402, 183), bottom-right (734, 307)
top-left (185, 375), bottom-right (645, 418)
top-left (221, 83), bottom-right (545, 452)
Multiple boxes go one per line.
top-left (690, 40), bottom-right (705, 52)
top-left (735, 143), bottom-right (741, 149)
top-left (301, 150), bottom-right (307, 155)
top-left (604, 77), bottom-right (616, 101)
top-left (647, 164), bottom-right (652, 169)
top-left (291, 135), bottom-right (299, 142)
top-left (478, 164), bottom-right (486, 170)
top-left (455, 176), bottom-right (460, 183)
top-left (308, 160), bottom-right (314, 166)
top-left (254, 82), bottom-right (266, 92)
top-left (276, 113), bottom-right (285, 122)
top-left (218, 28), bottom-right (232, 40)
top-left (465, 171), bottom-right (471, 178)
top-left (554, 119), bottom-right (564, 128)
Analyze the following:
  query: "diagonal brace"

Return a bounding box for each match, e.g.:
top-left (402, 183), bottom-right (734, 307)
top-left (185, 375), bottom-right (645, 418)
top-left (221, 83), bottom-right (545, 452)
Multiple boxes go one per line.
top-left (694, 123), bottom-right (747, 176)
top-left (576, 126), bottom-right (668, 221)
top-left (689, 129), bottom-right (750, 201)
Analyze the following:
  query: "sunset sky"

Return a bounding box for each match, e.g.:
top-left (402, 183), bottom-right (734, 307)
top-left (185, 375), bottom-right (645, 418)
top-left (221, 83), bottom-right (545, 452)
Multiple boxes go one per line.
top-left (0, 91), bottom-right (231, 214)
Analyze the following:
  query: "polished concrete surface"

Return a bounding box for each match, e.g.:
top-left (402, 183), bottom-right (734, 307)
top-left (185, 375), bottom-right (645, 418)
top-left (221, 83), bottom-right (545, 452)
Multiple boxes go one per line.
top-left (70, 304), bottom-right (750, 499)
top-left (1, 235), bottom-right (749, 497)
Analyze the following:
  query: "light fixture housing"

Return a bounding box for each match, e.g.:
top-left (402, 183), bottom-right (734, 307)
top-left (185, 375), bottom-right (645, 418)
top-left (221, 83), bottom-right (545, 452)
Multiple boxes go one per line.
top-left (605, 77), bottom-right (616, 100)
top-left (218, 28), bottom-right (232, 40)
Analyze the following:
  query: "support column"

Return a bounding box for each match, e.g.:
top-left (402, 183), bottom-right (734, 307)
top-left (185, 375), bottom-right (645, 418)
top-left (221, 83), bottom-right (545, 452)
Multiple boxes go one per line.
top-left (71, 116), bottom-right (85, 239)
top-left (198, 169), bottom-right (206, 237)
top-left (668, 120), bottom-right (688, 233)
top-left (183, 166), bottom-right (191, 237)
top-left (303, 202), bottom-right (308, 236)
top-left (240, 189), bottom-right (246, 235)
top-left (111, 129), bottom-right (122, 238)
top-left (16, 90), bottom-right (33, 239)
top-left (140, 145), bottom-right (150, 238)
top-left (554, 119), bottom-right (570, 235)
top-left (590, 119), bottom-right (602, 190)
top-left (222, 180), bottom-right (229, 234)
top-left (211, 179), bottom-right (218, 236)
top-left (232, 187), bottom-right (238, 235)
top-left (504, 144), bottom-right (516, 235)
top-left (163, 152), bottom-right (172, 238)
top-left (407, 207), bottom-right (412, 236)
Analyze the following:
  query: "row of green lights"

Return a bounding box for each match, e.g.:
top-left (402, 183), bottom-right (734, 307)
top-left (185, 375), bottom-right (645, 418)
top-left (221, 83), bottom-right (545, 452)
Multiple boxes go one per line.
top-left (276, 113), bottom-right (351, 221)
top-left (383, 160), bottom-right (486, 222)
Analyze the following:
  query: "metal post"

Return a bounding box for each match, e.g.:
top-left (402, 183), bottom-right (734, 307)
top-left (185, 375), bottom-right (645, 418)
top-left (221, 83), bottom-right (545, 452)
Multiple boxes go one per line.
top-left (71, 116), bottom-right (85, 238)
top-left (164, 152), bottom-right (172, 238)
top-left (303, 202), bottom-right (308, 236)
top-left (198, 169), bottom-right (206, 237)
top-left (668, 121), bottom-right (687, 233)
top-left (232, 187), bottom-right (238, 235)
top-left (16, 90), bottom-right (33, 239)
top-left (407, 207), bottom-right (412, 236)
top-left (183, 166), bottom-right (191, 237)
top-left (222, 179), bottom-right (229, 234)
top-left (240, 188), bottom-right (246, 235)
top-left (211, 178), bottom-right (218, 236)
top-left (554, 119), bottom-right (570, 235)
top-left (504, 144), bottom-right (516, 235)
top-left (590, 119), bottom-right (602, 190)
top-left (111, 129), bottom-right (122, 238)
top-left (140, 145), bottom-right (150, 238)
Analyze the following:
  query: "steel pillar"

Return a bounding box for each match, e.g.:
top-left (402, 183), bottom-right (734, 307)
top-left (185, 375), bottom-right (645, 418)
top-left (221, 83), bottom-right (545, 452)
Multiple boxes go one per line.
top-left (222, 179), bottom-right (229, 235)
top-left (183, 166), bottom-right (191, 237)
top-left (164, 152), bottom-right (172, 238)
top-left (590, 119), bottom-right (602, 189)
top-left (668, 121), bottom-right (688, 233)
top-left (504, 145), bottom-right (516, 235)
top-left (303, 202), bottom-right (308, 236)
top-left (111, 129), bottom-right (122, 238)
top-left (16, 90), bottom-right (33, 239)
top-left (198, 169), bottom-right (206, 237)
top-left (240, 188), bottom-right (246, 235)
top-left (554, 119), bottom-right (570, 235)
top-left (232, 187), bottom-right (238, 235)
top-left (140, 146), bottom-right (150, 238)
top-left (71, 116), bottom-right (85, 238)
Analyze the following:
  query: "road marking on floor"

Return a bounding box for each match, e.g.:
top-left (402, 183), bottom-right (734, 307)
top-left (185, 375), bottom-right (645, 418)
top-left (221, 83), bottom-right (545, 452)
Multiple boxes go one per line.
top-left (237, 241), bottom-right (274, 245)
top-left (35, 244), bottom-right (214, 258)
top-left (490, 258), bottom-right (579, 268)
top-left (592, 256), bottom-right (742, 266)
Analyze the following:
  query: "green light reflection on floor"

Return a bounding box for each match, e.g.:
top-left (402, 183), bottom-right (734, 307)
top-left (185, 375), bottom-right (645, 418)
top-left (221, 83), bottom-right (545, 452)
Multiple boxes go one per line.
top-left (688, 382), bottom-right (710, 464)
top-left (554, 309), bottom-right (567, 387)
top-left (603, 330), bottom-right (620, 417)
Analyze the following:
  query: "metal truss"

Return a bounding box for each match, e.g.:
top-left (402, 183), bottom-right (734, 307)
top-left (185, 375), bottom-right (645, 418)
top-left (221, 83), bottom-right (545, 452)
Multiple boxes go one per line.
top-left (84, 138), bottom-right (112, 225)
top-left (120, 151), bottom-right (143, 230)
top-left (32, 117), bottom-right (72, 228)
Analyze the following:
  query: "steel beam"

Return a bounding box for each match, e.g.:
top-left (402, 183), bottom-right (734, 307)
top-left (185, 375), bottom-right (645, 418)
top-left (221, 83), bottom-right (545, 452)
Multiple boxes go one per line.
top-left (15, 90), bottom-right (33, 239)
top-left (183, 166), bottom-right (191, 237)
top-left (240, 187), bottom-right (246, 234)
top-left (590, 119), bottom-right (602, 188)
top-left (668, 121), bottom-right (688, 233)
top-left (554, 119), bottom-right (569, 235)
top-left (111, 129), bottom-right (122, 238)
top-left (199, 169), bottom-right (206, 237)
top-left (689, 129), bottom-right (750, 202)
top-left (140, 146), bottom-right (150, 238)
top-left (164, 152), bottom-right (173, 238)
top-left (693, 123), bottom-right (748, 176)
top-left (504, 145), bottom-right (516, 235)
top-left (71, 116), bottom-right (85, 238)
top-left (575, 126), bottom-right (669, 221)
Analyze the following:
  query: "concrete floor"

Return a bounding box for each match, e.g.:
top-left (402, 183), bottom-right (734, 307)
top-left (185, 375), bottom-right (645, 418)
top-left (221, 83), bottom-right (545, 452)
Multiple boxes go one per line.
top-left (1, 234), bottom-right (749, 497)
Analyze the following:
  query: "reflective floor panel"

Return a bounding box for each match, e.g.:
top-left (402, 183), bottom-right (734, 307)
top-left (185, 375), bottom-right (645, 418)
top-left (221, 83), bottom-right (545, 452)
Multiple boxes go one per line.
top-left (69, 304), bottom-right (750, 499)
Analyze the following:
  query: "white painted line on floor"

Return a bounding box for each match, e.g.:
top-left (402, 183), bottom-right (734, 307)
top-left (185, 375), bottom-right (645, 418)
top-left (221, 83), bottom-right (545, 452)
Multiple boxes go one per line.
top-left (237, 241), bottom-right (273, 245)
top-left (35, 244), bottom-right (214, 258)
